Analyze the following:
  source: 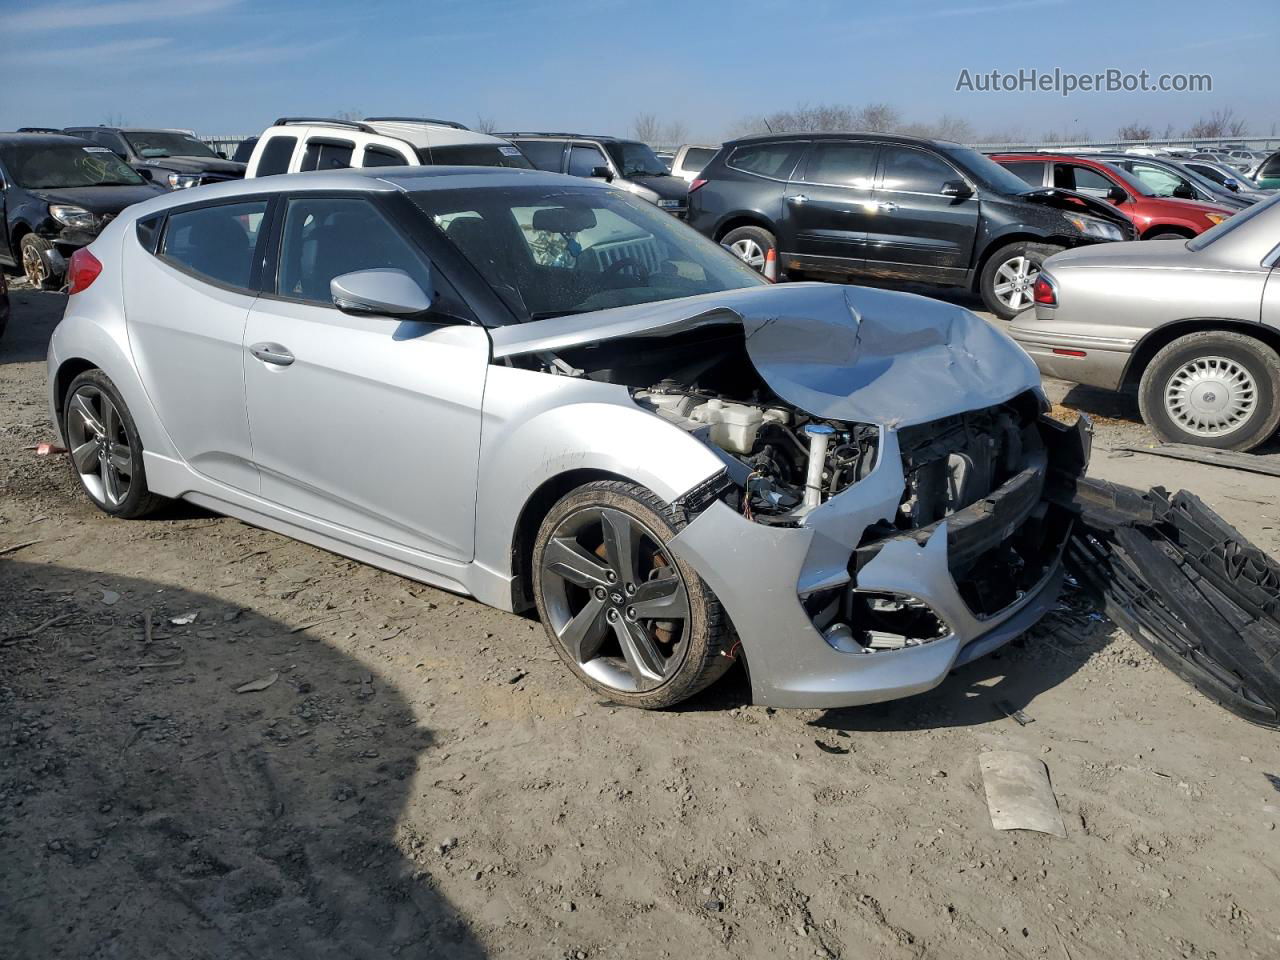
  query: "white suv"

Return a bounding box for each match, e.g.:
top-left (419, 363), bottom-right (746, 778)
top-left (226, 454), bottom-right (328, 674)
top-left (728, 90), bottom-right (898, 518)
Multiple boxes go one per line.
top-left (245, 117), bottom-right (532, 177)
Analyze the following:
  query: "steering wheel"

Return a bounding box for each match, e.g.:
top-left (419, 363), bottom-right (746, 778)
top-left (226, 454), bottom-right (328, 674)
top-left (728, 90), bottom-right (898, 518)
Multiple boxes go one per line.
top-left (602, 257), bottom-right (650, 280)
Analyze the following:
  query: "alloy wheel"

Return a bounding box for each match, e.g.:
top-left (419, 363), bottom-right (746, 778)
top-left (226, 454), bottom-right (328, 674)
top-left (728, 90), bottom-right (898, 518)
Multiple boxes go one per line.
top-left (992, 255), bottom-right (1040, 312)
top-left (729, 237), bottom-right (766, 271)
top-left (540, 506), bottom-right (691, 693)
top-left (1164, 356), bottom-right (1257, 437)
top-left (66, 384), bottom-right (134, 508)
top-left (22, 242), bottom-right (48, 288)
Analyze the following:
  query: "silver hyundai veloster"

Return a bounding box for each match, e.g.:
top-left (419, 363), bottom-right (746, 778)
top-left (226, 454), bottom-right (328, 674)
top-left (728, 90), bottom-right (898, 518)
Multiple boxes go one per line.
top-left (48, 166), bottom-right (1088, 709)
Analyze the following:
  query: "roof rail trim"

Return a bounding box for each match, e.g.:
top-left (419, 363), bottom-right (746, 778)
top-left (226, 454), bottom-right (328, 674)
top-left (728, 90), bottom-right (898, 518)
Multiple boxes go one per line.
top-left (272, 117), bottom-right (379, 134)
top-left (364, 116), bottom-right (470, 131)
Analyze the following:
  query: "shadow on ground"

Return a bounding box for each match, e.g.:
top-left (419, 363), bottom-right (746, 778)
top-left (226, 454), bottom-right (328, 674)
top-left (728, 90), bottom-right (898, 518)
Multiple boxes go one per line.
top-left (0, 288), bottom-right (63, 366)
top-left (0, 559), bottom-right (486, 960)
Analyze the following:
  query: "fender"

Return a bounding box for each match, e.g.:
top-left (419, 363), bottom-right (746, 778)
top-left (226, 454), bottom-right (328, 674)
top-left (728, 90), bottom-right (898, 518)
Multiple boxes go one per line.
top-left (470, 363), bottom-right (726, 591)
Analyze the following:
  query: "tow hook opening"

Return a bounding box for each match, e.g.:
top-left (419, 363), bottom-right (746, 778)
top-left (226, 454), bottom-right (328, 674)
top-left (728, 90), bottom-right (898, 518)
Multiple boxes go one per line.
top-left (806, 588), bottom-right (949, 654)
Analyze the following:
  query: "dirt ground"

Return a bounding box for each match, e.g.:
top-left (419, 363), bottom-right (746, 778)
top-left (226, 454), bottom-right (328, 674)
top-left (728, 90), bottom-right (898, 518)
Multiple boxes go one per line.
top-left (3, 286), bottom-right (1278, 960)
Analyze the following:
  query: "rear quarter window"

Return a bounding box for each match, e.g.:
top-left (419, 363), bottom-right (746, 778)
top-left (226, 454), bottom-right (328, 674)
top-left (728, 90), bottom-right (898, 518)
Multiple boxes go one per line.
top-left (516, 140), bottom-right (568, 172)
top-left (1000, 160), bottom-right (1047, 187)
top-left (726, 142), bottom-right (806, 180)
top-left (159, 200), bottom-right (269, 292)
top-left (255, 136), bottom-right (297, 176)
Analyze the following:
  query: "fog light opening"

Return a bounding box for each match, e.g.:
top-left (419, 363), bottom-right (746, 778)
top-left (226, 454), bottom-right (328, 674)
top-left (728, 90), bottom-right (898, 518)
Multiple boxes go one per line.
top-left (817, 590), bottom-right (949, 654)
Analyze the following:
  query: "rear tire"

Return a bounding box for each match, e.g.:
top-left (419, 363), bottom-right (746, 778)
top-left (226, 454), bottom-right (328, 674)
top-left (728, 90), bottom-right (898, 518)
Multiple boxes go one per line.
top-left (1138, 331), bottom-right (1280, 451)
top-left (721, 225), bottom-right (775, 275)
top-left (63, 369), bottom-right (167, 518)
top-left (979, 241), bottom-right (1063, 320)
top-left (532, 480), bottom-right (732, 709)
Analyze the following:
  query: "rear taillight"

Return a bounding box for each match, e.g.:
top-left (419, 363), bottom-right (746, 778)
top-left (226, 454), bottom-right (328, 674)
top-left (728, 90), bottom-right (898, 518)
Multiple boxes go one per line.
top-left (67, 248), bottom-right (102, 295)
top-left (688, 178), bottom-right (707, 193)
top-left (1032, 274), bottom-right (1057, 306)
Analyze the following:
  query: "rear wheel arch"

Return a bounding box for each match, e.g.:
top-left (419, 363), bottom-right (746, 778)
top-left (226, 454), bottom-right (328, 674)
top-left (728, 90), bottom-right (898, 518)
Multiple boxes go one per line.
top-left (54, 358), bottom-right (100, 424)
top-left (713, 213), bottom-right (776, 243)
top-left (1122, 320), bottom-right (1280, 390)
top-left (1141, 224), bottom-right (1195, 240)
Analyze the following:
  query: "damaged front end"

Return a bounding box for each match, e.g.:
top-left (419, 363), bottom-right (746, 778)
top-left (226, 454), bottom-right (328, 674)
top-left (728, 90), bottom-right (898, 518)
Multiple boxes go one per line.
top-left (494, 283), bottom-right (1091, 707)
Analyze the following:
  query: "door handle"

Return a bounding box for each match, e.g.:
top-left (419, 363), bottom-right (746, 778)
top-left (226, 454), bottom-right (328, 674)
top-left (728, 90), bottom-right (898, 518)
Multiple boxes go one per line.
top-left (788, 194), bottom-right (809, 203)
top-left (249, 342), bottom-right (294, 366)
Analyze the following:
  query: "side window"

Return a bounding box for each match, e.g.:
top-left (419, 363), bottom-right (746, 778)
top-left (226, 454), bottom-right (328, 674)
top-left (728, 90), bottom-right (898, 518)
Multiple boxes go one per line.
top-left (802, 142), bottom-right (877, 188)
top-left (362, 145), bottom-right (409, 168)
top-left (1128, 162), bottom-right (1184, 197)
top-left (1056, 164), bottom-right (1115, 198)
top-left (256, 136), bottom-right (297, 176)
top-left (879, 146), bottom-right (958, 194)
top-left (300, 139), bottom-right (354, 172)
top-left (1261, 156), bottom-right (1280, 177)
top-left (1001, 161), bottom-right (1046, 187)
top-left (159, 200), bottom-right (268, 291)
top-left (276, 197), bottom-right (432, 304)
top-left (517, 140), bottom-right (567, 172)
top-left (568, 144), bottom-right (608, 177)
top-left (726, 142), bottom-right (806, 180)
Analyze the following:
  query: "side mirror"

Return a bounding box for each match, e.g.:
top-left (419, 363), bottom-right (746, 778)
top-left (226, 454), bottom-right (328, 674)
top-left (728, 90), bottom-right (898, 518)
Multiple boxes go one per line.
top-left (1172, 182), bottom-right (1195, 200)
top-left (1224, 178), bottom-right (1240, 192)
top-left (940, 179), bottom-right (972, 199)
top-left (137, 168), bottom-right (153, 180)
top-left (590, 165), bottom-right (614, 182)
top-left (1106, 186), bottom-right (1127, 204)
top-left (331, 268), bottom-right (433, 318)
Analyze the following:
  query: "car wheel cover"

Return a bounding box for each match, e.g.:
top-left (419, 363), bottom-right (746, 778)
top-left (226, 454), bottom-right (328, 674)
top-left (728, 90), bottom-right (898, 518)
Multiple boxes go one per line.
top-left (22, 241), bottom-right (47, 287)
top-left (1164, 355), bottom-right (1257, 437)
top-left (993, 255), bottom-right (1039, 311)
top-left (540, 506), bottom-right (691, 693)
top-left (729, 238), bottom-right (766, 270)
top-left (66, 385), bottom-right (134, 507)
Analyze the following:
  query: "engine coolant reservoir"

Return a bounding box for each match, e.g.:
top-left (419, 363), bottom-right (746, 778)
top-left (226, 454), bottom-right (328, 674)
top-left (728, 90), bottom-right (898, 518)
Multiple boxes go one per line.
top-left (689, 398), bottom-right (782, 454)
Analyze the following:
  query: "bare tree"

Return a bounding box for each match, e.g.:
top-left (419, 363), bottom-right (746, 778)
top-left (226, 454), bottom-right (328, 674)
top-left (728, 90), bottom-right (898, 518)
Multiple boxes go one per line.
top-left (853, 103), bottom-right (900, 133)
top-left (1185, 107), bottom-right (1247, 140)
top-left (333, 108), bottom-right (363, 122)
top-left (102, 112), bottom-right (130, 127)
top-left (632, 112), bottom-right (663, 144)
top-left (473, 114), bottom-right (497, 134)
top-left (662, 119), bottom-right (688, 146)
top-left (1117, 121), bottom-right (1153, 141)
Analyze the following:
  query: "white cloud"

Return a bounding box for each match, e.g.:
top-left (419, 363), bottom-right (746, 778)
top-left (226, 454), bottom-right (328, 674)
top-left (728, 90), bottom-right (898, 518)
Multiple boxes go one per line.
top-left (5, 36), bottom-right (173, 67)
top-left (7, 0), bottom-right (240, 32)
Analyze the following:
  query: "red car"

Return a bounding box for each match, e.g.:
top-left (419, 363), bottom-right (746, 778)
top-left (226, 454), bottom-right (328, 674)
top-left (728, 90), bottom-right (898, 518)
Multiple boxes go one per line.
top-left (993, 153), bottom-right (1234, 239)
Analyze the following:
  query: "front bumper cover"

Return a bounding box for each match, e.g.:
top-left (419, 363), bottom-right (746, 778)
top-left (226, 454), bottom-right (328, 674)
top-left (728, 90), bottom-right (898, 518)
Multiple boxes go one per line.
top-left (668, 415), bottom-right (1090, 709)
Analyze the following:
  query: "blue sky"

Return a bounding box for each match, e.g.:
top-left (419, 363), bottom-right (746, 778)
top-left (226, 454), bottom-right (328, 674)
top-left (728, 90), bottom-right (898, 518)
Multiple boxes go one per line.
top-left (1, 0), bottom-right (1274, 142)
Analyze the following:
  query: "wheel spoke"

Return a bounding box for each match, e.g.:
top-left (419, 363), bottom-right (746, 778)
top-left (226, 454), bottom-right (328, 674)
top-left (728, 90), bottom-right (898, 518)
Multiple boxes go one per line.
top-left (558, 595), bottom-right (609, 663)
top-left (543, 536), bottom-right (613, 588)
top-left (102, 398), bottom-right (119, 440)
top-left (110, 443), bottom-right (132, 475)
top-left (600, 509), bottom-right (641, 587)
top-left (71, 439), bottom-right (99, 473)
top-left (611, 617), bottom-right (667, 686)
top-left (71, 392), bottom-right (104, 436)
top-left (994, 281), bottom-right (1015, 295)
top-left (101, 459), bottom-right (121, 506)
top-left (631, 571), bottom-right (690, 621)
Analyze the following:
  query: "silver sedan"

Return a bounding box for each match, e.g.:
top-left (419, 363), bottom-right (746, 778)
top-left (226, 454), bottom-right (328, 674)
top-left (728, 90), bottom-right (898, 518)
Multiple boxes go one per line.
top-left (1011, 192), bottom-right (1280, 451)
top-left (48, 167), bottom-right (1086, 710)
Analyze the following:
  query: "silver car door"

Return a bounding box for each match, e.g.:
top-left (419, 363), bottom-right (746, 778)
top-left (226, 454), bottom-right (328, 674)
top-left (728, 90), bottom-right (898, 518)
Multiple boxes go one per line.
top-left (242, 194), bottom-right (488, 561)
top-left (123, 196), bottom-right (270, 492)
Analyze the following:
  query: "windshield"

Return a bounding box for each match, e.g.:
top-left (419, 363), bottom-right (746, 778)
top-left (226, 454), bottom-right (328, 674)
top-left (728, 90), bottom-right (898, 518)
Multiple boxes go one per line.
top-left (124, 131), bottom-right (216, 159)
top-left (0, 143), bottom-right (146, 188)
top-left (1186, 191), bottom-right (1280, 252)
top-left (941, 145), bottom-right (1038, 196)
top-left (410, 184), bottom-right (765, 323)
top-left (417, 144), bottom-right (533, 169)
top-left (604, 141), bottom-right (669, 177)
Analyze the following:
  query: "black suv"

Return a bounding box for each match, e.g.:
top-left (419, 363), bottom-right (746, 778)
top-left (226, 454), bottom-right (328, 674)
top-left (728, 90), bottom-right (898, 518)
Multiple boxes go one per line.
top-left (63, 126), bottom-right (245, 191)
top-left (0, 133), bottom-right (164, 288)
top-left (687, 133), bottom-right (1135, 318)
top-left (498, 133), bottom-right (691, 217)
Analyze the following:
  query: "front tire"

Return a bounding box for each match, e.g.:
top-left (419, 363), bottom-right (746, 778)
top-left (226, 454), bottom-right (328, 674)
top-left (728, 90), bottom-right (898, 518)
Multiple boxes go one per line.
top-left (979, 241), bottom-right (1063, 320)
top-left (721, 225), bottom-right (775, 274)
top-left (532, 480), bottom-right (732, 709)
top-left (63, 369), bottom-right (166, 518)
top-left (21, 234), bottom-right (59, 290)
top-left (1138, 331), bottom-right (1280, 451)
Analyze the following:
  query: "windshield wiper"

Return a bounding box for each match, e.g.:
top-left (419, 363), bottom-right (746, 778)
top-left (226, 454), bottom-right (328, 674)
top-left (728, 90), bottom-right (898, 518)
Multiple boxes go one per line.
top-left (528, 308), bottom-right (593, 321)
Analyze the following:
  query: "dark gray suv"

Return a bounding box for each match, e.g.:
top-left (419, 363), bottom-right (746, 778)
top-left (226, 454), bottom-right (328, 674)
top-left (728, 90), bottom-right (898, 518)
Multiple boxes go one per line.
top-left (498, 133), bottom-right (691, 217)
top-left (687, 133), bottom-right (1135, 318)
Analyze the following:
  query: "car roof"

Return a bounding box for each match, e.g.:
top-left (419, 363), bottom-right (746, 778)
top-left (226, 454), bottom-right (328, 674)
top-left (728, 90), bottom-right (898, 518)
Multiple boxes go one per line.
top-left (722, 131), bottom-right (965, 150)
top-left (65, 126), bottom-right (196, 134)
top-left (111, 165), bottom-right (604, 220)
top-left (0, 132), bottom-right (96, 146)
top-left (497, 132), bottom-right (629, 143)
top-left (361, 120), bottom-right (513, 149)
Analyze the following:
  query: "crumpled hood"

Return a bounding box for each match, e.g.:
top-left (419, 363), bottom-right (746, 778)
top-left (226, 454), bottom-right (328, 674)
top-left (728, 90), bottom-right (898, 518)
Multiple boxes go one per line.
top-left (141, 156), bottom-right (246, 177)
top-left (489, 283), bottom-right (1042, 428)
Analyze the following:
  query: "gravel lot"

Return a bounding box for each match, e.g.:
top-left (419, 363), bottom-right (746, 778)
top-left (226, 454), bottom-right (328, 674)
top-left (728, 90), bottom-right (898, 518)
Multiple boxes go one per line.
top-left (3, 287), bottom-right (1278, 960)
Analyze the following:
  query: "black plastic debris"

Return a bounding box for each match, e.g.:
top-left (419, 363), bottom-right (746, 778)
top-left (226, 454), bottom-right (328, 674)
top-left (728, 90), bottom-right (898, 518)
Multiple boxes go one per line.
top-left (1067, 479), bottom-right (1280, 730)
